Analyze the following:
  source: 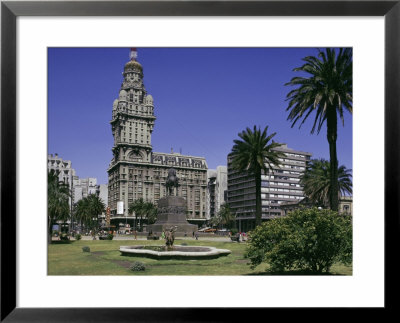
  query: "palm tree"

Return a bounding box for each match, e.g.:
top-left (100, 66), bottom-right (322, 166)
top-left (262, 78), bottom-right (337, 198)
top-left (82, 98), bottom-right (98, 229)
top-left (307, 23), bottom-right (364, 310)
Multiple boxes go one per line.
top-left (88, 194), bottom-right (106, 232)
top-left (74, 198), bottom-right (90, 229)
top-left (218, 203), bottom-right (235, 230)
top-left (231, 125), bottom-right (284, 226)
top-left (210, 214), bottom-right (221, 229)
top-left (129, 198), bottom-right (146, 231)
top-left (285, 48), bottom-right (352, 211)
top-left (88, 194), bottom-right (106, 220)
top-left (143, 201), bottom-right (158, 225)
top-left (48, 170), bottom-right (70, 243)
top-left (74, 194), bottom-right (105, 234)
top-left (300, 159), bottom-right (352, 208)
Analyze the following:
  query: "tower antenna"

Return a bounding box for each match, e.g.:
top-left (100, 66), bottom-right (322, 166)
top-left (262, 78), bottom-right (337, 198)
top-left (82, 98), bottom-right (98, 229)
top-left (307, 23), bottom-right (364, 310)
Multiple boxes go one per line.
top-left (130, 48), bottom-right (138, 61)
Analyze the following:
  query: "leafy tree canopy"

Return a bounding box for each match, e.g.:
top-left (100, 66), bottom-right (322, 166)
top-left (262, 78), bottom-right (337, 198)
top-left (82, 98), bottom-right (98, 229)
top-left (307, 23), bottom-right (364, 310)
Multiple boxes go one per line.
top-left (245, 208), bottom-right (352, 273)
top-left (74, 194), bottom-right (105, 231)
top-left (48, 170), bottom-right (70, 224)
top-left (301, 158), bottom-right (352, 208)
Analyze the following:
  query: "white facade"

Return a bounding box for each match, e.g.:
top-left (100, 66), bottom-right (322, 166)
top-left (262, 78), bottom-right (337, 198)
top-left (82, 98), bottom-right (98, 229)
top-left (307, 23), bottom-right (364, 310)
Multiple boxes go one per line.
top-left (207, 166), bottom-right (227, 219)
top-left (98, 184), bottom-right (108, 207)
top-left (72, 177), bottom-right (98, 204)
top-left (48, 153), bottom-right (75, 209)
top-left (216, 166), bottom-right (227, 213)
top-left (48, 154), bottom-right (76, 187)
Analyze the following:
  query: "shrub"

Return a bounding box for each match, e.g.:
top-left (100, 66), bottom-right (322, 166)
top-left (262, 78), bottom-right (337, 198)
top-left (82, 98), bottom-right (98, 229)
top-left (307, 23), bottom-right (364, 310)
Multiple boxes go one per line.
top-left (75, 234), bottom-right (82, 241)
top-left (130, 261), bottom-right (146, 272)
top-left (245, 208), bottom-right (352, 273)
top-left (107, 233), bottom-right (114, 240)
top-left (82, 246), bottom-right (90, 253)
top-left (230, 228), bottom-right (238, 235)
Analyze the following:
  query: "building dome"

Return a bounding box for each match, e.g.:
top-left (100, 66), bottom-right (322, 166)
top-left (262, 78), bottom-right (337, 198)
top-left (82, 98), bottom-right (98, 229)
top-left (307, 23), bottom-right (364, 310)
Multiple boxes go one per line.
top-left (124, 60), bottom-right (143, 72)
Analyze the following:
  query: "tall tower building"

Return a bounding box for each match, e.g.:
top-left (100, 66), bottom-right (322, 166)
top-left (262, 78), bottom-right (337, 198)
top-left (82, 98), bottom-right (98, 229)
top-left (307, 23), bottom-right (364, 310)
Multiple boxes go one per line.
top-left (107, 49), bottom-right (208, 228)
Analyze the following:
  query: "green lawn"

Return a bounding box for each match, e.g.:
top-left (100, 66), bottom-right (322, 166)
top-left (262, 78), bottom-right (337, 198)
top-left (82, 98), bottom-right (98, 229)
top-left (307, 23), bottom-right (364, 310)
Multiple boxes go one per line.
top-left (48, 239), bottom-right (352, 276)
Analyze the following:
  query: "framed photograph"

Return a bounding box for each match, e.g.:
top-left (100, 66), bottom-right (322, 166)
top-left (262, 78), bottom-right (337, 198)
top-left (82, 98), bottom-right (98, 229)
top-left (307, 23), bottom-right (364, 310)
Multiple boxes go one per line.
top-left (1, 0), bottom-right (398, 321)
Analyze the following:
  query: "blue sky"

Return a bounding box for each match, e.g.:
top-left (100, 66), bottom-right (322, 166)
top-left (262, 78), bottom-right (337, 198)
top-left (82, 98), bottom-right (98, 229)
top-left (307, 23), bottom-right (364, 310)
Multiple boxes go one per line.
top-left (48, 48), bottom-right (353, 185)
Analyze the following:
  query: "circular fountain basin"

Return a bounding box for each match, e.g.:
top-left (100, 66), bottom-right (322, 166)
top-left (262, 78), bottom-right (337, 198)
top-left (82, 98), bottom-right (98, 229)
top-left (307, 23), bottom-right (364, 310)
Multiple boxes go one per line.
top-left (119, 245), bottom-right (231, 260)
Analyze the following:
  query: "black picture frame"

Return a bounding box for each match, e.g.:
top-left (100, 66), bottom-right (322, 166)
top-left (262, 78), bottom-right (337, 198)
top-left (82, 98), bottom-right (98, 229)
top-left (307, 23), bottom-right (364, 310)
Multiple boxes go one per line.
top-left (1, 1), bottom-right (398, 321)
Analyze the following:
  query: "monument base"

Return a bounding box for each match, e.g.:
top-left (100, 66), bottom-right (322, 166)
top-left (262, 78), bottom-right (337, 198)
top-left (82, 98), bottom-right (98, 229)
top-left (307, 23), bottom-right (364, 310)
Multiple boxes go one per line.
top-left (147, 196), bottom-right (197, 235)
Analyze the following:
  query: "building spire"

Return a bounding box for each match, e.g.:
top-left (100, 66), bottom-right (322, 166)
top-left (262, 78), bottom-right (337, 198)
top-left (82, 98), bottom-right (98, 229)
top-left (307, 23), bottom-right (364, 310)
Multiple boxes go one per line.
top-left (130, 48), bottom-right (138, 61)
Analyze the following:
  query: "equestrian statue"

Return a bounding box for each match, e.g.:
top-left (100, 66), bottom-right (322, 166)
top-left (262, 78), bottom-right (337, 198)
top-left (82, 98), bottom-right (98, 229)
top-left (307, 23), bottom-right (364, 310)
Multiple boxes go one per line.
top-left (166, 168), bottom-right (180, 196)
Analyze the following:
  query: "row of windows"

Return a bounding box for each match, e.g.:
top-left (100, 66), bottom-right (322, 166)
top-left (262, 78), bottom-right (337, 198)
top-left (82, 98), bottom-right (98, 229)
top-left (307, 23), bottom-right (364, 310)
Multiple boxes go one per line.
top-left (278, 158), bottom-right (306, 166)
top-left (267, 187), bottom-right (301, 192)
top-left (284, 152), bottom-right (308, 159)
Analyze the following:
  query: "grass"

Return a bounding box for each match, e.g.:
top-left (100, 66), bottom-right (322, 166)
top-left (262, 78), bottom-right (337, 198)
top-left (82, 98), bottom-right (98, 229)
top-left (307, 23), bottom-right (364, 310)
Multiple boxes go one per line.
top-left (48, 238), bottom-right (352, 276)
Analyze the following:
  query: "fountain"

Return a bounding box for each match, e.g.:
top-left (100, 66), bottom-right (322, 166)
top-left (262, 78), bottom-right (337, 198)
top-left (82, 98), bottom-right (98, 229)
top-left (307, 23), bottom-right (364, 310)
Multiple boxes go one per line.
top-left (119, 168), bottom-right (231, 259)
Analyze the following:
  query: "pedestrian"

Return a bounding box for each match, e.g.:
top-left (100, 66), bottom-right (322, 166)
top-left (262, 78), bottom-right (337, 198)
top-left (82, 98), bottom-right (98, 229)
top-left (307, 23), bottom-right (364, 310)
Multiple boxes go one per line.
top-left (195, 232), bottom-right (198, 240)
top-left (192, 231), bottom-right (195, 239)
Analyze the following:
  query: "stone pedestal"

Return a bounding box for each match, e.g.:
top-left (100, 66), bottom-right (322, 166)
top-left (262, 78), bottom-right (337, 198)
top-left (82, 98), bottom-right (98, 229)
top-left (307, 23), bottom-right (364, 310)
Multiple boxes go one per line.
top-left (147, 196), bottom-right (197, 235)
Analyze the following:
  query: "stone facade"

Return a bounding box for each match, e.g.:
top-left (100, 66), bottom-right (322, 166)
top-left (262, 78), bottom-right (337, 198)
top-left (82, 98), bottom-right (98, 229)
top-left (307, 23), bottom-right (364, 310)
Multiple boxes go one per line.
top-left (146, 196), bottom-right (197, 235)
top-left (107, 51), bottom-right (208, 225)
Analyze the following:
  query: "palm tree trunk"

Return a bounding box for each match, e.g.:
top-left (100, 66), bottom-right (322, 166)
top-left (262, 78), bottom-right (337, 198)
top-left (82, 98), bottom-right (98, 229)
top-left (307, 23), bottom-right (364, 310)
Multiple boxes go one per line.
top-left (255, 167), bottom-right (262, 226)
top-left (48, 217), bottom-right (53, 244)
top-left (327, 107), bottom-right (339, 211)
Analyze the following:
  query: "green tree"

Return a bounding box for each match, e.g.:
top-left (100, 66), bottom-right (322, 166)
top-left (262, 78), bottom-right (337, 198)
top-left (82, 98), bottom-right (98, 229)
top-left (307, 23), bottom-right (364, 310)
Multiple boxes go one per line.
top-left (218, 203), bottom-right (236, 230)
top-left (48, 170), bottom-right (70, 244)
top-left (87, 194), bottom-right (106, 224)
top-left (300, 159), bottom-right (352, 208)
top-left (74, 198), bottom-right (90, 228)
top-left (285, 48), bottom-right (352, 211)
top-left (128, 198), bottom-right (149, 231)
top-left (210, 214), bottom-right (222, 229)
top-left (74, 194), bottom-right (105, 234)
top-left (231, 125), bottom-right (284, 226)
top-left (245, 208), bottom-right (352, 273)
top-left (143, 201), bottom-right (158, 225)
